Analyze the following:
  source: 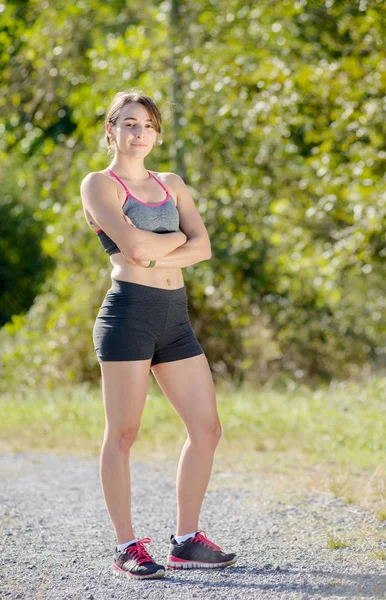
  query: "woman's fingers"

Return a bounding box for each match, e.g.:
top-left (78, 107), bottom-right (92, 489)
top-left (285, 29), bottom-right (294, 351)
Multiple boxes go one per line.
top-left (123, 214), bottom-right (136, 227)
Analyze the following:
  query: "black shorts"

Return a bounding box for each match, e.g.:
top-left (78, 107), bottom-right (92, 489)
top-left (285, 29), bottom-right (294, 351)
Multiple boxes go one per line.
top-left (93, 279), bottom-right (204, 366)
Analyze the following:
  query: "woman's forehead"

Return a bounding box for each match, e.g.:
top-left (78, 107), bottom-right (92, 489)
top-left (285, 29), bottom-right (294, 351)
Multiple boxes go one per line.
top-left (119, 103), bottom-right (151, 122)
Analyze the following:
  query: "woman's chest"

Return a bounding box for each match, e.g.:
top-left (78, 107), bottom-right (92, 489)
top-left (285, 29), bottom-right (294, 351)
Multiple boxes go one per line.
top-left (123, 196), bottom-right (179, 233)
top-left (85, 174), bottom-right (178, 234)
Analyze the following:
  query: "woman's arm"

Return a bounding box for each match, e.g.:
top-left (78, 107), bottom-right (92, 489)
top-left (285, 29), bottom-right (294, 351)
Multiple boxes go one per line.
top-left (124, 226), bottom-right (188, 261)
top-left (134, 244), bottom-right (209, 268)
top-left (81, 172), bottom-right (187, 261)
top-left (134, 237), bottom-right (208, 268)
top-left (130, 174), bottom-right (212, 267)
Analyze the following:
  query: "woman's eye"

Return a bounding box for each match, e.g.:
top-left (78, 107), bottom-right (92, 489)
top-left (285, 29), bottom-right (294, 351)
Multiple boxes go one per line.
top-left (126, 124), bottom-right (153, 128)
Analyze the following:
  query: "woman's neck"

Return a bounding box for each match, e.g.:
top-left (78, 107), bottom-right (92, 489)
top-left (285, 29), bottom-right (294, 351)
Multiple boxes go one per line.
top-left (108, 157), bottom-right (149, 181)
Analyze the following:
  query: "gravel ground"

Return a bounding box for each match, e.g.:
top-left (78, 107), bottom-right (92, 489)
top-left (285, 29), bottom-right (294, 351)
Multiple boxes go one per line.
top-left (1, 452), bottom-right (386, 600)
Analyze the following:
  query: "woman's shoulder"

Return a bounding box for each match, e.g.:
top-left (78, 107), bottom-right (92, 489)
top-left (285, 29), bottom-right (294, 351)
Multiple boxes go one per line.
top-left (149, 171), bottom-right (185, 194)
top-left (80, 171), bottom-right (124, 209)
top-left (81, 170), bottom-right (124, 198)
top-left (149, 171), bottom-right (183, 200)
top-left (81, 170), bottom-right (114, 188)
top-left (149, 170), bottom-right (178, 182)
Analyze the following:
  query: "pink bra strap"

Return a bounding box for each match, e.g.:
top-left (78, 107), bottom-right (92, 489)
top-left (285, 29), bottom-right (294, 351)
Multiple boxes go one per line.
top-left (108, 168), bottom-right (170, 199)
top-left (108, 169), bottom-right (129, 193)
top-left (148, 171), bottom-right (169, 194)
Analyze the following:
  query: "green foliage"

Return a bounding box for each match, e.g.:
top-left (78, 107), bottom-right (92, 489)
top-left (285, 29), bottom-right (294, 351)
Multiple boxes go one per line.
top-left (0, 0), bottom-right (385, 391)
top-left (0, 200), bottom-right (49, 327)
top-left (326, 535), bottom-right (350, 550)
top-left (0, 158), bottom-right (55, 326)
top-left (1, 375), bottom-right (386, 471)
top-left (377, 509), bottom-right (386, 522)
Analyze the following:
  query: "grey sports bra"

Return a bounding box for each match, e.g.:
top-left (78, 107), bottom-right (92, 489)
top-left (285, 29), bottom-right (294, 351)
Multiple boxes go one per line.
top-left (95, 169), bottom-right (180, 256)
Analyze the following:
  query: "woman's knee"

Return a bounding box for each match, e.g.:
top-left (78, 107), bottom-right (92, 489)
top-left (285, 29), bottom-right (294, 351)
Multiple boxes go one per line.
top-left (104, 424), bottom-right (141, 454)
top-left (211, 421), bottom-right (222, 447)
top-left (190, 420), bottom-right (222, 450)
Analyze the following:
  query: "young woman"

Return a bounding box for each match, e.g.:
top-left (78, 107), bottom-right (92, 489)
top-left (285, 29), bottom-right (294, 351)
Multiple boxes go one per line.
top-left (80, 91), bottom-right (237, 579)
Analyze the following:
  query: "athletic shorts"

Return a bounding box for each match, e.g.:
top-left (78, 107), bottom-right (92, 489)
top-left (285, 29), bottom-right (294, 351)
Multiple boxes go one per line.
top-left (93, 279), bottom-right (204, 366)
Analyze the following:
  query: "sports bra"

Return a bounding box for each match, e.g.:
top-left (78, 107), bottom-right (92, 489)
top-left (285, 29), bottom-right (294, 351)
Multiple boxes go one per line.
top-left (95, 169), bottom-right (180, 256)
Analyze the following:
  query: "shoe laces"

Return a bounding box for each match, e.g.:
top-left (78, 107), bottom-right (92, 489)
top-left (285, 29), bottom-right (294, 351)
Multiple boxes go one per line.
top-left (123, 537), bottom-right (154, 565)
top-left (192, 530), bottom-right (222, 551)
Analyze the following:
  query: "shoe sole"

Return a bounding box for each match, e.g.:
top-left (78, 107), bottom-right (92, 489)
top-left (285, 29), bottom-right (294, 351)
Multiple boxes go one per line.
top-left (166, 556), bottom-right (238, 569)
top-left (112, 564), bottom-right (166, 579)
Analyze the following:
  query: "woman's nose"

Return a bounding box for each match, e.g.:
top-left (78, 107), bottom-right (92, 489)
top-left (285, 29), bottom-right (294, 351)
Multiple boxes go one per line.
top-left (133, 125), bottom-right (145, 136)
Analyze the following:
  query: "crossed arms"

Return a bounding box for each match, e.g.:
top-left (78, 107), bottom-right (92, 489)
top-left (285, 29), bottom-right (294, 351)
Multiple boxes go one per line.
top-left (81, 172), bottom-right (211, 269)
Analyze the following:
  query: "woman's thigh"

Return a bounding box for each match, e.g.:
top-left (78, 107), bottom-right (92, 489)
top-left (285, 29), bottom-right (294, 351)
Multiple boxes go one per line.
top-left (100, 359), bottom-right (152, 432)
top-left (151, 354), bottom-right (221, 438)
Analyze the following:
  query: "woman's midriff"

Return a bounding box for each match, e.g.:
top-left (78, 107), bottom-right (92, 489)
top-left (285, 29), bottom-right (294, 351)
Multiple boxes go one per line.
top-left (109, 252), bottom-right (184, 290)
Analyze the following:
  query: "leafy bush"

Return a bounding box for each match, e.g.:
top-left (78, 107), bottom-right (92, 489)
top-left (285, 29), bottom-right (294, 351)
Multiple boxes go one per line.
top-left (0, 1), bottom-right (385, 391)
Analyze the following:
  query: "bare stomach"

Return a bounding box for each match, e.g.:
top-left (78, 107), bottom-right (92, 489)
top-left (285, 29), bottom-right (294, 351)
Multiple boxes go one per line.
top-left (109, 252), bottom-right (185, 290)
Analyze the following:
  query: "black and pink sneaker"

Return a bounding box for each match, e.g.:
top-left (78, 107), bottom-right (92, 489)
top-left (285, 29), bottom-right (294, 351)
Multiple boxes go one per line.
top-left (112, 537), bottom-right (165, 579)
top-left (166, 530), bottom-right (237, 570)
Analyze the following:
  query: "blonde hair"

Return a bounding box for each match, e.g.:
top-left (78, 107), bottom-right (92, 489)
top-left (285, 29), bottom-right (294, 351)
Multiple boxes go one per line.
top-left (105, 90), bottom-right (163, 155)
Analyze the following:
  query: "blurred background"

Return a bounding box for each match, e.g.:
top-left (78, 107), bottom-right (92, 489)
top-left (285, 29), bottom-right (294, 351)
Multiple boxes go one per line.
top-left (1, 0), bottom-right (385, 393)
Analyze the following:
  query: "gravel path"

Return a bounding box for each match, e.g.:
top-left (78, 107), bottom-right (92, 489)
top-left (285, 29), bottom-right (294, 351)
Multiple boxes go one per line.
top-left (1, 452), bottom-right (385, 599)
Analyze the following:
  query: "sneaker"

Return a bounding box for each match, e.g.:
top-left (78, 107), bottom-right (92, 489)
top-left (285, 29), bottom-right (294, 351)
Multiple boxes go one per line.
top-left (166, 530), bottom-right (237, 570)
top-left (112, 537), bottom-right (166, 579)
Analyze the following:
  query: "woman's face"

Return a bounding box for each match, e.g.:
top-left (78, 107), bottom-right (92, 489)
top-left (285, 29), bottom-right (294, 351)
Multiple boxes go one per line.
top-left (108, 102), bottom-right (158, 157)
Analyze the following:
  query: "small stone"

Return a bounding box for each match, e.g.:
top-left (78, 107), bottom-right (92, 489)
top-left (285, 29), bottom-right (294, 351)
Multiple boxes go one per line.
top-left (88, 595), bottom-right (94, 600)
top-left (263, 563), bottom-right (273, 569)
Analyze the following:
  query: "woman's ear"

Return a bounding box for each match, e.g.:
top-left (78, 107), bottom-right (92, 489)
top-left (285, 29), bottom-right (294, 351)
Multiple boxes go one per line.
top-left (106, 123), bottom-right (115, 140)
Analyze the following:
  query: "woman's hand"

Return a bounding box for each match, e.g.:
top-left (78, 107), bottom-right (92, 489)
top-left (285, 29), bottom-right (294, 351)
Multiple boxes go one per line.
top-left (136, 259), bottom-right (152, 267)
top-left (124, 254), bottom-right (151, 267)
top-left (123, 215), bottom-right (187, 267)
top-left (179, 231), bottom-right (188, 244)
top-left (123, 214), bottom-right (136, 228)
top-left (124, 255), bottom-right (144, 266)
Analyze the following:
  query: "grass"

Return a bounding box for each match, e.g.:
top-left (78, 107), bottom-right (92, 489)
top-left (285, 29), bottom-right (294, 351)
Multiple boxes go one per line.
top-left (377, 508), bottom-right (386, 522)
top-left (1, 375), bottom-right (386, 515)
top-left (326, 535), bottom-right (350, 550)
top-left (372, 550), bottom-right (386, 560)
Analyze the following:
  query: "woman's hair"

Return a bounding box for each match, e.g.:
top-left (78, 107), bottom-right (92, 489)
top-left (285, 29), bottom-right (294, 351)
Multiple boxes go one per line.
top-left (105, 90), bottom-right (163, 155)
